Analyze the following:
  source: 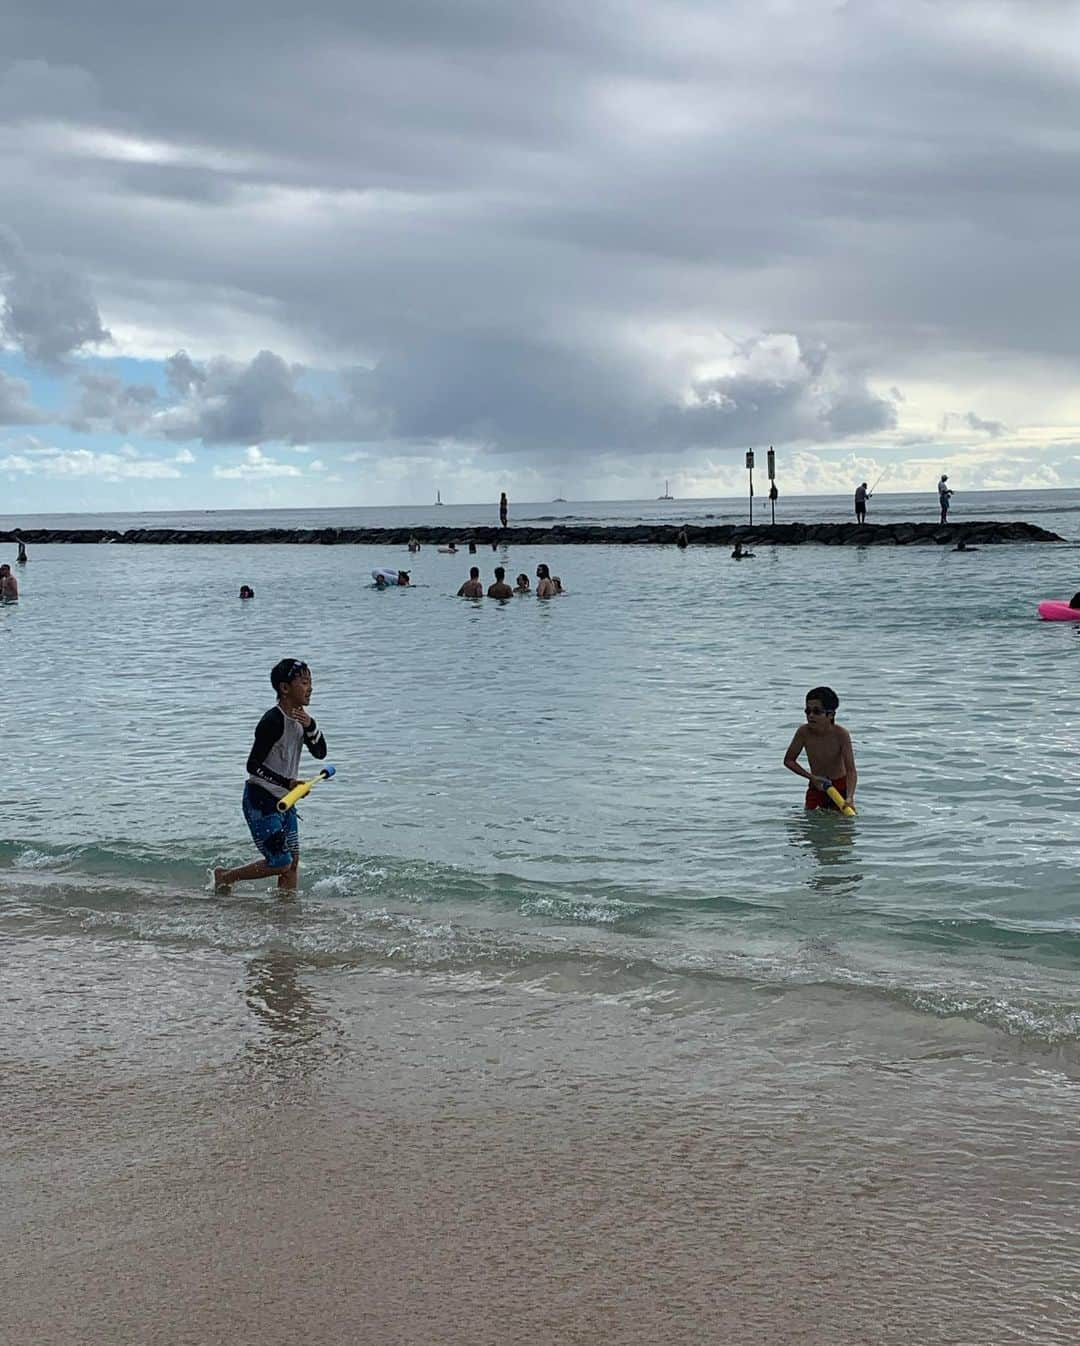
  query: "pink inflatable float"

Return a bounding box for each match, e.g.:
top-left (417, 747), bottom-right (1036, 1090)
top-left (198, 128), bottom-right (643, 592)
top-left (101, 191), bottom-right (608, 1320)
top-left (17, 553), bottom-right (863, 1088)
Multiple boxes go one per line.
top-left (1037, 600), bottom-right (1080, 621)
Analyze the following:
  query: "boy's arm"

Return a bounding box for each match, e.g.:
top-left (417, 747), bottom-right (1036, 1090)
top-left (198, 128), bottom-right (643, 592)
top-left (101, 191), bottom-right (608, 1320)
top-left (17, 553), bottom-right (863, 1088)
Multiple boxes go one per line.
top-left (304, 718), bottom-right (327, 761)
top-left (784, 727), bottom-right (830, 790)
top-left (840, 728), bottom-right (857, 803)
top-left (284, 704), bottom-right (328, 761)
top-left (784, 728), bottom-right (813, 782)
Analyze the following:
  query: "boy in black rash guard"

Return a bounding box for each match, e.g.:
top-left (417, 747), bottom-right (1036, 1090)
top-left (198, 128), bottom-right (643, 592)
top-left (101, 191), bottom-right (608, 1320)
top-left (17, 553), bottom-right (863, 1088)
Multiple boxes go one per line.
top-left (213, 659), bottom-right (328, 893)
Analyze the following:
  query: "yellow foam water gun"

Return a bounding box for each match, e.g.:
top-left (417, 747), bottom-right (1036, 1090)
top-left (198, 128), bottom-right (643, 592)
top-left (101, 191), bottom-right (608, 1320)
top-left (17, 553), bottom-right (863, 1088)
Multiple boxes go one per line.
top-left (823, 782), bottom-right (857, 817)
top-left (276, 765), bottom-right (336, 813)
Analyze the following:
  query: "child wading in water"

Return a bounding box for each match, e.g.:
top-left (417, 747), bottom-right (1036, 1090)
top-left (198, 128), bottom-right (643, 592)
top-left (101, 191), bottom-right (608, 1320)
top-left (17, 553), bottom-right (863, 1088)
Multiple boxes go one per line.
top-left (214, 659), bottom-right (328, 892)
top-left (783, 685), bottom-right (857, 812)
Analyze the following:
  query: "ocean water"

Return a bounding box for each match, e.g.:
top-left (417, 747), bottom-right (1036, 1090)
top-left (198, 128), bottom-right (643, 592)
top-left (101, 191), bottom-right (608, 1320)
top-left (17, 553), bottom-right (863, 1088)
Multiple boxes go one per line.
top-left (6, 482), bottom-right (1080, 534)
top-left (3, 490), bottom-right (1080, 1051)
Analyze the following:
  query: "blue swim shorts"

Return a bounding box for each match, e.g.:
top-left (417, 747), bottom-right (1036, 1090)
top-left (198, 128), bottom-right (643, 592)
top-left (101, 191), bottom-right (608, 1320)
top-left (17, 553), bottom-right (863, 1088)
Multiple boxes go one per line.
top-left (242, 783), bottom-right (299, 868)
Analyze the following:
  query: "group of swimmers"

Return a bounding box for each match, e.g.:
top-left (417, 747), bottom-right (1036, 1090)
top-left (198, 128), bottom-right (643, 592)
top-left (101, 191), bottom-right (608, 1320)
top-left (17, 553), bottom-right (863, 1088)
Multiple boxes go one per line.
top-left (367, 561), bottom-right (564, 597)
top-left (407, 538), bottom-right (501, 556)
top-left (675, 527), bottom-right (755, 558)
top-left (457, 564), bottom-right (563, 598)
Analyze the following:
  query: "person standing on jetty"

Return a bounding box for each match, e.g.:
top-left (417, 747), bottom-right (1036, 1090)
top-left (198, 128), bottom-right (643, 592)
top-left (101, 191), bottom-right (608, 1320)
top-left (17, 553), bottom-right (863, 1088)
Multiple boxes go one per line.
top-left (854, 482), bottom-right (870, 524)
top-left (938, 474), bottom-right (953, 523)
top-left (214, 659), bottom-right (328, 894)
top-left (499, 491), bottom-right (509, 530)
top-left (783, 686), bottom-right (857, 813)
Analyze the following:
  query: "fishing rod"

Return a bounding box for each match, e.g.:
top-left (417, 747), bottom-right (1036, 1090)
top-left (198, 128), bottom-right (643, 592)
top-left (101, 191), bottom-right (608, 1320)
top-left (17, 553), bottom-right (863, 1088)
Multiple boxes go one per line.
top-left (868, 465), bottom-right (889, 496)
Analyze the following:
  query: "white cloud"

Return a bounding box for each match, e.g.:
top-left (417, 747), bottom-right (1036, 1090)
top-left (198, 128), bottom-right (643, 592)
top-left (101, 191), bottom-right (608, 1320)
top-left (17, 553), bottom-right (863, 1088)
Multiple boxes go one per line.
top-left (211, 444), bottom-right (303, 478)
top-left (0, 440), bottom-right (183, 479)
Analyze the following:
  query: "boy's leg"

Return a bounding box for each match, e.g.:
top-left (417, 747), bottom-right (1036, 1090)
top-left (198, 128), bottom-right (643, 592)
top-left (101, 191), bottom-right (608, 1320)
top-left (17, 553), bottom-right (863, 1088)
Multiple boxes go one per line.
top-left (216, 792), bottom-right (296, 892)
top-left (214, 858), bottom-right (289, 890)
top-left (275, 808), bottom-right (301, 890)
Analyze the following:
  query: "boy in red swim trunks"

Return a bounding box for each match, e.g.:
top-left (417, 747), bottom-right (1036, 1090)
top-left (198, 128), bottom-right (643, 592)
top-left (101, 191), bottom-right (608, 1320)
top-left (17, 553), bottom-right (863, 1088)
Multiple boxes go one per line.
top-left (783, 685), bottom-right (858, 812)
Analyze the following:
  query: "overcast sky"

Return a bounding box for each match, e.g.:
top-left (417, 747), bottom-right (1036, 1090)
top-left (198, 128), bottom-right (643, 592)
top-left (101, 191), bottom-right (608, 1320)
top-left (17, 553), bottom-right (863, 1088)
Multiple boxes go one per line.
top-left (2, 0), bottom-right (1080, 512)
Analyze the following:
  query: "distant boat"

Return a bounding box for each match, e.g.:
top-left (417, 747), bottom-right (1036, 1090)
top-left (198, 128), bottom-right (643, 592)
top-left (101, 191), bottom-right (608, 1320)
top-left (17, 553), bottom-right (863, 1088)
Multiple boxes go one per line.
top-left (552, 496), bottom-right (567, 503)
top-left (658, 480), bottom-right (674, 500)
top-left (435, 490), bottom-right (444, 506)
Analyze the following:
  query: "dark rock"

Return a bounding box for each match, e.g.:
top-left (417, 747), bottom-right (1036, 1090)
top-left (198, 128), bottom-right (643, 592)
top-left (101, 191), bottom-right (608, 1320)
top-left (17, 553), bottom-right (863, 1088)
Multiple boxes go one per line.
top-left (0, 520), bottom-right (1063, 547)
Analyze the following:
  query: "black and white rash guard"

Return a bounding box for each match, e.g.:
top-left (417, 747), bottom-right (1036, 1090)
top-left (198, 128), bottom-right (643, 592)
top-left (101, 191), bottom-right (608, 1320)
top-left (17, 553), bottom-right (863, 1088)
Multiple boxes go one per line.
top-left (246, 706), bottom-right (327, 802)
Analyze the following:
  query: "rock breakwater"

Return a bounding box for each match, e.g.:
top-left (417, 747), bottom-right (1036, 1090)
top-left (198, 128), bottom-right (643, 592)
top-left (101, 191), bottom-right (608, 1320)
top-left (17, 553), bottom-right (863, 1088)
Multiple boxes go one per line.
top-left (0, 521), bottom-right (1062, 546)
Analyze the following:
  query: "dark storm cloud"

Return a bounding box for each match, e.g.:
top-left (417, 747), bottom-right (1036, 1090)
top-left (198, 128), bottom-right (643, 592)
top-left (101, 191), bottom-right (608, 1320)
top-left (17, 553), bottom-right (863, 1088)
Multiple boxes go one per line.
top-left (1, 1), bottom-right (1077, 458)
top-left (67, 370), bottom-right (158, 434)
top-left (153, 350), bottom-right (381, 446)
top-left (0, 228), bottom-right (110, 366)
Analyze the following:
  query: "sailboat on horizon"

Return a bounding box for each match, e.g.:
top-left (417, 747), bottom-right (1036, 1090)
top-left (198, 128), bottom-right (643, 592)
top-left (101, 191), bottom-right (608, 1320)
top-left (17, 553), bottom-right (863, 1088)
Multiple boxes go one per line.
top-left (435, 489), bottom-right (444, 506)
top-left (658, 479), bottom-right (674, 500)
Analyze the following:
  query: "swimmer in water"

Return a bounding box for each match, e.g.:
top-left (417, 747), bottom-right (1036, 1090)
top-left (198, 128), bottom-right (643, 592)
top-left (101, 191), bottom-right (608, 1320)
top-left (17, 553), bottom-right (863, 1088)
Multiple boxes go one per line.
top-left (514, 573), bottom-right (530, 594)
top-left (783, 685), bottom-right (857, 814)
top-left (0, 563), bottom-right (18, 600)
top-left (487, 566), bottom-right (514, 599)
top-left (457, 566), bottom-right (484, 598)
top-left (373, 569), bottom-right (410, 588)
top-left (731, 540), bottom-right (755, 559)
top-left (239, 585), bottom-right (255, 599)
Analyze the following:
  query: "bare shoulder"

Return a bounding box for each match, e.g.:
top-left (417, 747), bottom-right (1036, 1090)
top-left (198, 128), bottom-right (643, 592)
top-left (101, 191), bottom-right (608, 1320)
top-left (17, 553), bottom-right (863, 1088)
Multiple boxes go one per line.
top-left (785, 724), bottom-right (808, 754)
top-left (834, 722), bottom-right (854, 749)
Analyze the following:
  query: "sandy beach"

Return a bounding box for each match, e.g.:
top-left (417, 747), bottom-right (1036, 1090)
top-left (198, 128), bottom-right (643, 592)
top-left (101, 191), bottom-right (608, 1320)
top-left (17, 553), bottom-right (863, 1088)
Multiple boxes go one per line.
top-left (5, 963), bottom-right (1078, 1346)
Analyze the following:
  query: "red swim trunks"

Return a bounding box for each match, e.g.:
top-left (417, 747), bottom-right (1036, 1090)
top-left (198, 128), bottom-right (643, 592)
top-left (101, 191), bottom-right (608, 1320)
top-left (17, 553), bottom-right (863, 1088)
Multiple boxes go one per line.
top-left (805, 775), bottom-right (848, 811)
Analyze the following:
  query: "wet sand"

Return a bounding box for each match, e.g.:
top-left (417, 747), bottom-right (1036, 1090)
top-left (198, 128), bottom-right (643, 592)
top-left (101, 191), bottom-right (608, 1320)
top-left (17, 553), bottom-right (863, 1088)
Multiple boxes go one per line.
top-left (4, 968), bottom-right (1078, 1346)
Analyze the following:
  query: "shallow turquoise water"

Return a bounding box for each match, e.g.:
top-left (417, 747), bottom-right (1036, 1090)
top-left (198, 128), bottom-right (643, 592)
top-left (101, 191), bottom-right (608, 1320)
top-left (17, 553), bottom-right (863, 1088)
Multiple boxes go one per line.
top-left (3, 521), bottom-right (1080, 1045)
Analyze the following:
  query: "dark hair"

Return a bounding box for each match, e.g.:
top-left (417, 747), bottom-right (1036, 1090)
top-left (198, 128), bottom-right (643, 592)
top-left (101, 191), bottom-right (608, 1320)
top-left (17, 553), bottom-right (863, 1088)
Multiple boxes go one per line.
top-left (470, 566), bottom-right (480, 578)
top-left (494, 566), bottom-right (505, 581)
top-left (271, 658), bottom-right (309, 692)
top-left (806, 685), bottom-right (839, 715)
top-left (537, 563), bottom-right (550, 579)
top-left (516, 573), bottom-right (529, 586)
